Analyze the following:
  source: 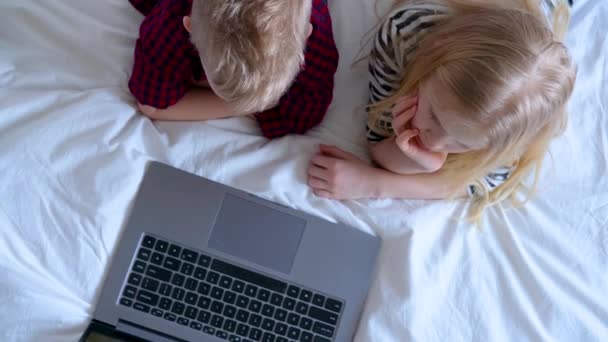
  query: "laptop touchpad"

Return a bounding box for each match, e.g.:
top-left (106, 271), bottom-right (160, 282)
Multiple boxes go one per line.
top-left (208, 194), bottom-right (306, 274)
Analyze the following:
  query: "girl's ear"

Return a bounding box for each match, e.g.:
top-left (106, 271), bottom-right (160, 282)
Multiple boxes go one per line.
top-left (183, 16), bottom-right (192, 33)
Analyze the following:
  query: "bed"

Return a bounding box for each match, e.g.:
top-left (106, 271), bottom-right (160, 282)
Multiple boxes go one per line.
top-left (1, 0), bottom-right (606, 341)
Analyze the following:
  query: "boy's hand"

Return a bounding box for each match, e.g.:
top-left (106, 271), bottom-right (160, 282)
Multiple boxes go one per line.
top-left (391, 94), bottom-right (447, 173)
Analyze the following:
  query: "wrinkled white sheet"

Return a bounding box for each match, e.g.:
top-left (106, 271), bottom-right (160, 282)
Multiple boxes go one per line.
top-left (0, 0), bottom-right (606, 341)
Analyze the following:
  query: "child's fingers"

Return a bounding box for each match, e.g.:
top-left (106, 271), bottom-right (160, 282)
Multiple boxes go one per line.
top-left (319, 144), bottom-right (358, 161)
top-left (395, 129), bottom-right (420, 153)
top-left (311, 154), bottom-right (334, 168)
top-left (308, 176), bottom-right (329, 190)
top-left (392, 105), bottom-right (417, 135)
top-left (308, 164), bottom-right (330, 179)
top-left (392, 94), bottom-right (418, 117)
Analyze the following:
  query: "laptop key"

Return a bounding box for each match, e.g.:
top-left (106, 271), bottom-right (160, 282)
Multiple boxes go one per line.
top-left (249, 300), bottom-right (262, 313)
top-left (299, 290), bottom-right (312, 303)
top-left (190, 321), bottom-right (203, 330)
top-left (137, 248), bottom-right (151, 261)
top-left (132, 260), bottom-right (146, 273)
top-left (197, 297), bottom-right (211, 310)
top-left (270, 293), bottom-right (283, 306)
top-left (324, 298), bottom-right (342, 313)
top-left (198, 254), bottom-right (211, 268)
top-left (120, 298), bottom-right (132, 307)
top-left (211, 286), bottom-right (224, 300)
top-left (249, 328), bottom-right (262, 341)
top-left (141, 277), bottom-right (159, 292)
top-left (211, 314), bottom-right (224, 328)
top-left (276, 338), bottom-right (288, 342)
top-left (274, 323), bottom-right (287, 336)
top-left (164, 257), bottom-right (181, 271)
top-left (237, 323), bottom-right (250, 337)
top-left (274, 309), bottom-right (287, 322)
top-left (245, 285), bottom-right (257, 297)
top-left (232, 280), bottom-right (245, 293)
top-left (296, 302), bottom-right (309, 315)
top-left (171, 273), bottom-right (185, 287)
top-left (164, 312), bottom-right (176, 322)
top-left (133, 302), bottom-right (150, 313)
top-left (229, 335), bottom-right (242, 342)
top-left (236, 309), bottom-right (249, 323)
top-left (262, 332), bottom-right (276, 342)
top-left (287, 327), bottom-right (301, 340)
top-left (181, 248), bottom-right (198, 263)
top-left (154, 240), bottom-right (168, 252)
top-left (128, 273), bottom-right (142, 286)
top-left (136, 290), bottom-right (159, 306)
top-left (224, 291), bottom-right (237, 304)
top-left (236, 295), bottom-right (249, 308)
top-left (207, 271), bottom-right (220, 284)
top-left (224, 319), bottom-right (237, 333)
top-left (287, 313), bottom-right (300, 326)
top-left (287, 285), bottom-right (300, 298)
top-left (282, 298), bottom-right (295, 311)
top-left (171, 288), bottom-right (185, 301)
top-left (151, 308), bottom-right (163, 317)
top-left (185, 305), bottom-right (198, 319)
top-left (224, 305), bottom-right (237, 319)
top-left (168, 244), bottom-right (181, 257)
top-left (194, 267), bottom-right (207, 281)
top-left (145, 265), bottom-right (172, 282)
top-left (211, 300), bottom-right (224, 314)
top-left (312, 322), bottom-right (334, 338)
top-left (159, 297), bottom-right (172, 310)
top-left (171, 302), bottom-right (185, 315)
top-left (216, 330), bottom-right (229, 340)
top-left (198, 282), bottom-right (211, 296)
top-left (197, 310), bottom-right (211, 324)
top-left (301, 331), bottom-right (313, 342)
top-left (203, 326), bottom-right (216, 335)
top-left (142, 236), bottom-right (156, 248)
top-left (261, 318), bottom-right (275, 331)
top-left (123, 285), bottom-right (137, 298)
top-left (220, 276), bottom-right (232, 289)
top-left (185, 291), bottom-right (198, 305)
top-left (181, 262), bottom-right (194, 276)
top-left (177, 317), bottom-right (189, 326)
top-left (249, 313), bottom-right (262, 327)
top-left (261, 304), bottom-right (274, 317)
top-left (257, 289), bottom-right (270, 302)
top-left (309, 306), bottom-right (338, 325)
top-left (159, 283), bottom-right (172, 296)
top-left (312, 294), bottom-right (325, 307)
top-left (150, 252), bottom-right (164, 266)
top-left (185, 277), bottom-right (198, 291)
top-left (299, 317), bottom-right (313, 330)
top-left (313, 336), bottom-right (331, 342)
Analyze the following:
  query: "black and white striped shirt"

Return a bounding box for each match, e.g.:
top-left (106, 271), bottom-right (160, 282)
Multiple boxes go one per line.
top-left (365, 0), bottom-right (568, 197)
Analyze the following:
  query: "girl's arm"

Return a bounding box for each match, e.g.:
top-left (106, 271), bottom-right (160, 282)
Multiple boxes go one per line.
top-left (370, 138), bottom-right (444, 174)
top-left (308, 145), bottom-right (466, 200)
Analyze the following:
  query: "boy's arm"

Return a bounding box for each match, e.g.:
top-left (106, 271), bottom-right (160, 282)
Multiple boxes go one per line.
top-left (369, 138), bottom-right (446, 174)
top-left (138, 89), bottom-right (242, 121)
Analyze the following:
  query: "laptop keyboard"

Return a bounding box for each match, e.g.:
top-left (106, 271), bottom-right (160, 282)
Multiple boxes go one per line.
top-left (119, 235), bottom-right (343, 342)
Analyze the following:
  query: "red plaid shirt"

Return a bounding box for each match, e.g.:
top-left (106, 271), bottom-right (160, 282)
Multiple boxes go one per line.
top-left (129, 0), bottom-right (339, 139)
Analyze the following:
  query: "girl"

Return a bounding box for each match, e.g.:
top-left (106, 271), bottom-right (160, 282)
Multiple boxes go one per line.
top-left (307, 0), bottom-right (576, 221)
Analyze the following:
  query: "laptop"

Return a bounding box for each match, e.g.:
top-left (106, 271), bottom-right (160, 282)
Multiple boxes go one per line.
top-left (81, 161), bottom-right (380, 342)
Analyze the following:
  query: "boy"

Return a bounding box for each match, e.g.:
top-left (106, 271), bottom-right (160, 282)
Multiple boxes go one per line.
top-left (128, 0), bottom-right (339, 139)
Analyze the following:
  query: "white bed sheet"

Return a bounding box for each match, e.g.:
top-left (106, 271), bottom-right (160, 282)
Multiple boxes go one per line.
top-left (0, 0), bottom-right (606, 341)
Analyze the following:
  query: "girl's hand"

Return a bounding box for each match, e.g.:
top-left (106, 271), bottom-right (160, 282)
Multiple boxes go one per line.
top-left (391, 93), bottom-right (447, 172)
top-left (307, 145), bottom-right (381, 199)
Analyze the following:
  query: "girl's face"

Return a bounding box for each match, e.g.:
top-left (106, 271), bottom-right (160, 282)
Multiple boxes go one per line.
top-left (409, 78), bottom-right (485, 154)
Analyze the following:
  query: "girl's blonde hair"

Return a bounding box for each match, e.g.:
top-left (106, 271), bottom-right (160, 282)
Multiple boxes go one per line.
top-left (369, 0), bottom-right (576, 222)
top-left (190, 0), bottom-right (311, 113)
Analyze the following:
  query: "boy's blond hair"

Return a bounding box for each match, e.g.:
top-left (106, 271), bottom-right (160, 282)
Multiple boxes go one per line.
top-left (369, 0), bottom-right (576, 223)
top-left (190, 0), bottom-right (312, 113)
